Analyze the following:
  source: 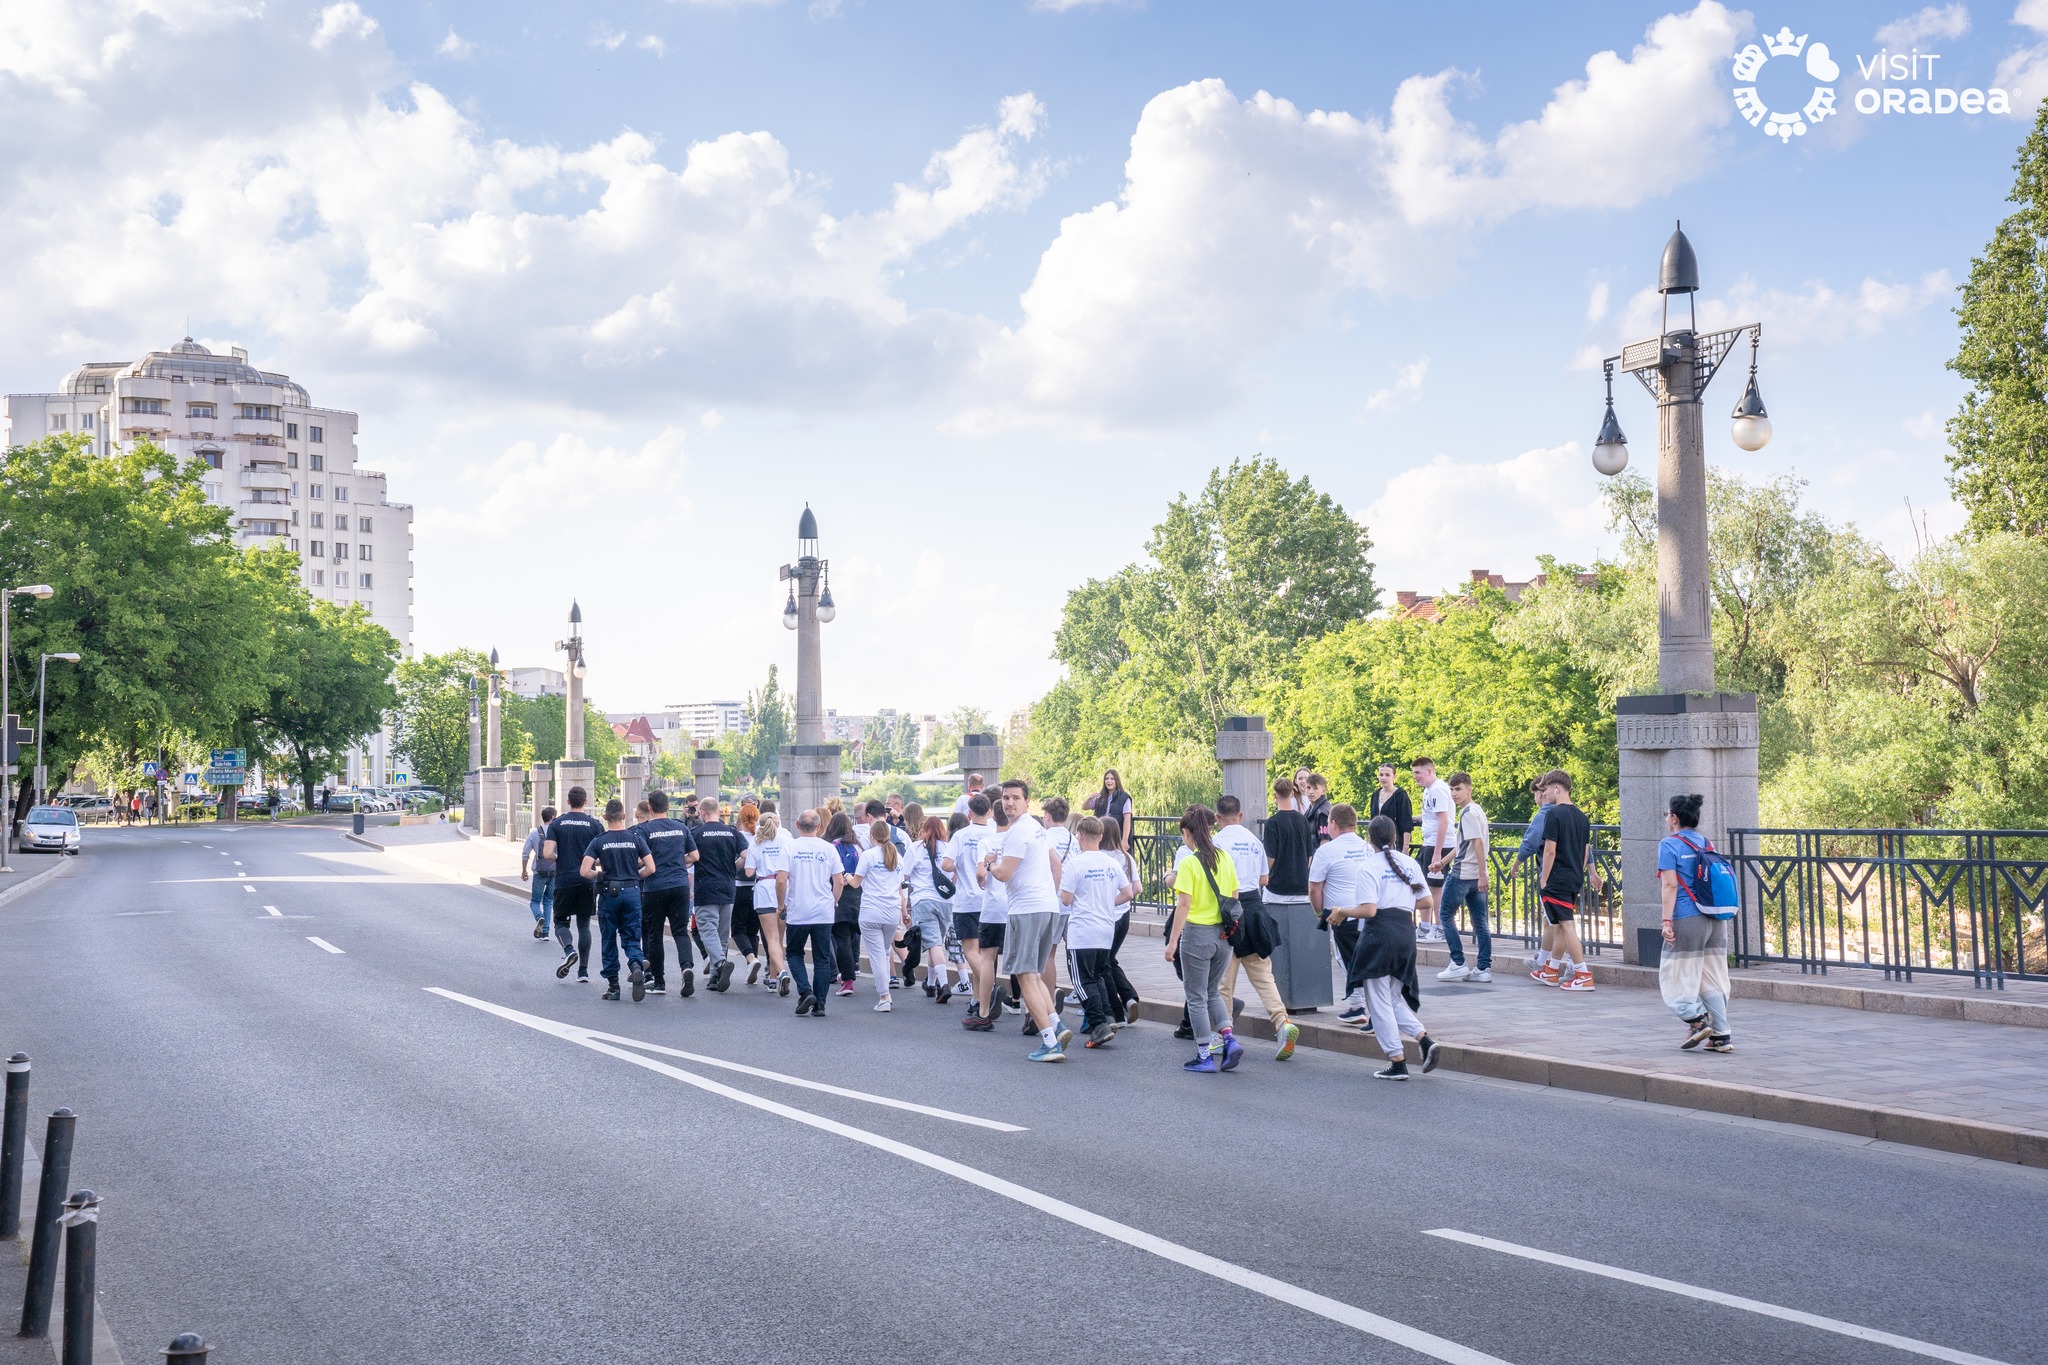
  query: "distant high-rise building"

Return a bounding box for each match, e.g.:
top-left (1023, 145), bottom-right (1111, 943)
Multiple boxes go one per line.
top-left (506, 667), bottom-right (568, 700)
top-left (669, 700), bottom-right (749, 745)
top-left (5, 338), bottom-right (415, 786)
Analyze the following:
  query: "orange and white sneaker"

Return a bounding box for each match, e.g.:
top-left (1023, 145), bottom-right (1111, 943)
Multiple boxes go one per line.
top-left (1532, 964), bottom-right (1562, 986)
top-left (1560, 970), bottom-right (1596, 992)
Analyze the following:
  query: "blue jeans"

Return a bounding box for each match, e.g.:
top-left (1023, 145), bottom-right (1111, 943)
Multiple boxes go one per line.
top-left (1439, 875), bottom-right (1491, 970)
top-left (595, 886), bottom-right (645, 980)
top-left (785, 922), bottom-right (835, 1001)
top-left (529, 871), bottom-right (555, 924)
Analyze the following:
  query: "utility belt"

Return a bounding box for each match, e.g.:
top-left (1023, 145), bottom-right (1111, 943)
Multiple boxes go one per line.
top-left (598, 878), bottom-right (640, 897)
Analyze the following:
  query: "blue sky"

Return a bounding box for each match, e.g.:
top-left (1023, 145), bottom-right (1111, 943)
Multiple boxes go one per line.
top-left (0, 0), bottom-right (2040, 719)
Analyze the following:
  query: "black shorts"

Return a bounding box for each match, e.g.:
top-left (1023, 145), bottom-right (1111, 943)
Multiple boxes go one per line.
top-left (977, 921), bottom-right (1005, 952)
top-left (953, 911), bottom-right (982, 944)
top-left (1541, 893), bottom-right (1577, 925)
top-left (552, 879), bottom-right (596, 924)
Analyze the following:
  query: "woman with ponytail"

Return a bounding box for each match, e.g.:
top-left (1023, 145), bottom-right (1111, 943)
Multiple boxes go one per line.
top-left (1324, 814), bottom-right (1441, 1080)
top-left (1166, 805), bottom-right (1242, 1074)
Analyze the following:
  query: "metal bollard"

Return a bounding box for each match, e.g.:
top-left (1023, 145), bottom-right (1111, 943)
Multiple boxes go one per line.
top-left (163, 1334), bottom-right (210, 1362)
top-left (59, 1189), bottom-right (97, 1365)
top-left (1, 1054), bottom-right (27, 1239)
top-left (18, 1106), bottom-right (75, 1338)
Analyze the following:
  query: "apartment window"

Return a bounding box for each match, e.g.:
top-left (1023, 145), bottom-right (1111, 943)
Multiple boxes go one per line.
top-left (309, 540), bottom-right (324, 557)
top-left (79, 413), bottom-right (93, 430)
top-left (310, 453), bottom-right (324, 471)
top-left (311, 512), bottom-right (323, 529)
top-left (313, 569), bottom-right (324, 586)
top-left (48, 415), bottom-right (66, 431)
top-left (357, 516), bottom-right (372, 533)
top-left (121, 398), bottom-right (167, 415)
top-left (286, 452), bottom-right (298, 468)
top-left (236, 404), bottom-right (279, 421)
top-left (334, 543), bottom-right (349, 561)
top-left (285, 422), bottom-right (298, 439)
top-left (358, 573), bottom-right (373, 589)
top-left (309, 426), bottom-right (324, 442)
top-left (200, 449), bottom-right (223, 469)
top-left (310, 484), bottom-right (323, 499)
top-left (359, 544), bottom-right (372, 561)
top-left (188, 403), bottom-right (215, 419)
top-left (334, 486), bottom-right (348, 502)
top-left (291, 511), bottom-right (299, 526)
top-left (289, 539), bottom-right (299, 553)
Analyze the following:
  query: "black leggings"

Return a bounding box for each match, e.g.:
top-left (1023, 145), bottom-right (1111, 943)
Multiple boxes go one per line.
top-left (832, 921), bottom-right (860, 984)
top-left (1108, 912), bottom-right (1139, 1006)
top-left (731, 884), bottom-right (761, 958)
top-left (641, 887), bottom-right (693, 983)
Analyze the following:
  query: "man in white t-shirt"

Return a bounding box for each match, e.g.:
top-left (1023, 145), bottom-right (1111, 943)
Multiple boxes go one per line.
top-left (782, 809), bottom-right (846, 1017)
top-left (952, 773), bottom-right (986, 817)
top-left (1037, 795), bottom-right (1076, 1009)
top-left (1059, 815), bottom-right (1133, 1047)
top-left (1412, 757), bottom-right (1454, 941)
top-left (1433, 770), bottom-right (1493, 983)
top-left (1308, 804), bottom-right (1376, 1024)
top-left (1213, 794), bottom-right (1299, 1060)
top-left (944, 793), bottom-right (1000, 1029)
top-left (992, 779), bottom-right (1069, 1062)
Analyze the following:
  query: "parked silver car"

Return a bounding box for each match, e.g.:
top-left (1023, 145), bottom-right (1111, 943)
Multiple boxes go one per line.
top-left (21, 806), bottom-right (82, 854)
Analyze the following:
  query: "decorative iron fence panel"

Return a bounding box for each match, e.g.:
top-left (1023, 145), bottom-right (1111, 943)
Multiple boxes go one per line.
top-left (1728, 828), bottom-right (2048, 987)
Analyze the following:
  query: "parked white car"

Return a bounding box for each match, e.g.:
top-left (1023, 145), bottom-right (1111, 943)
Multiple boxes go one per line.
top-left (20, 805), bottom-right (82, 854)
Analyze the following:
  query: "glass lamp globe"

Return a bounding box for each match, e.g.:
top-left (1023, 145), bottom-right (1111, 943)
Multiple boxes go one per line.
top-left (815, 588), bottom-right (836, 623)
top-left (1730, 374), bottom-right (1772, 452)
top-left (782, 594), bottom-right (799, 630)
top-left (1590, 405), bottom-right (1630, 476)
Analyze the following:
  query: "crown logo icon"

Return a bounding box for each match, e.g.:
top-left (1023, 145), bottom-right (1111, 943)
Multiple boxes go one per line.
top-left (1764, 27), bottom-right (1808, 57)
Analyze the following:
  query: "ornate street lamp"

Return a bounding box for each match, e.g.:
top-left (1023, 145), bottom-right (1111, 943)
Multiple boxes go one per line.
top-left (778, 505), bottom-right (841, 817)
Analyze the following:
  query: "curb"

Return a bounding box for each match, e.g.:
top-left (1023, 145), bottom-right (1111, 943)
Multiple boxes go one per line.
top-left (1134, 995), bottom-right (2048, 1168)
top-left (0, 855), bottom-right (76, 911)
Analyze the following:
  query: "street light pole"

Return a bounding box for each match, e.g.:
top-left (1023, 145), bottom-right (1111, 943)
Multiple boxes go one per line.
top-left (1593, 223), bottom-right (1771, 965)
top-left (777, 506), bottom-right (840, 818)
top-left (0, 586), bottom-right (55, 874)
top-left (33, 653), bottom-right (80, 806)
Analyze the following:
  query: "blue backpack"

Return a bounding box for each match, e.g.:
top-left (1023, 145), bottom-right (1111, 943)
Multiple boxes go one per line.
top-left (1677, 833), bottom-right (1739, 920)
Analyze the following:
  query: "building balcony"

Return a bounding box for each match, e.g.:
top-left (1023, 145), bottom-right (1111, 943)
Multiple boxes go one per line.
top-left (240, 464), bottom-right (290, 490)
top-left (232, 416), bottom-right (283, 436)
top-left (241, 492), bottom-right (290, 508)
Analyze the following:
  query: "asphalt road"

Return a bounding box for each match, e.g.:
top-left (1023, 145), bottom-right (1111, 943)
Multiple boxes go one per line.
top-left (2, 823), bottom-right (2042, 1364)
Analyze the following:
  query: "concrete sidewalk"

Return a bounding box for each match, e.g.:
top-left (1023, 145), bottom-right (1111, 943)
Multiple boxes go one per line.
top-left (1113, 927), bottom-right (2048, 1167)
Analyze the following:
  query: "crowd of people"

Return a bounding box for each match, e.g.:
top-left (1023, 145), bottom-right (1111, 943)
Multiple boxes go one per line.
top-left (517, 759), bottom-right (1734, 1074)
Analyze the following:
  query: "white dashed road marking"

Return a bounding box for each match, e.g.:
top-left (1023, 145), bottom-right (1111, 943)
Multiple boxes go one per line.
top-left (264, 906), bottom-right (282, 917)
top-left (307, 937), bottom-right (344, 954)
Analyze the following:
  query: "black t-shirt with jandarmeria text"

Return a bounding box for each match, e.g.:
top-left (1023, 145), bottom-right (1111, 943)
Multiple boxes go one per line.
top-left (1540, 803), bottom-right (1594, 900)
top-left (586, 827), bottom-right (653, 887)
top-left (691, 822), bottom-right (748, 902)
top-left (1261, 809), bottom-right (1313, 897)
top-left (637, 817), bottom-right (695, 892)
top-left (545, 811), bottom-right (605, 885)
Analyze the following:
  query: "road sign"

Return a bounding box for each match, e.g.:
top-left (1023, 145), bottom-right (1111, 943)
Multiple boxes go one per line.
top-left (203, 767), bottom-right (246, 788)
top-left (142, 761), bottom-right (162, 779)
top-left (394, 773), bottom-right (408, 785)
top-left (3, 715), bottom-right (32, 767)
top-left (208, 749), bottom-right (245, 770)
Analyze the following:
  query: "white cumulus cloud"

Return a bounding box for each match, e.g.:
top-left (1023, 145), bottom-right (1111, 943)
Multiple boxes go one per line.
top-left (1875, 4), bottom-right (1970, 46)
top-left (1364, 443), bottom-right (1613, 596)
top-left (435, 27), bottom-right (473, 58)
top-left (311, 1), bottom-right (377, 49)
top-left (1363, 357), bottom-right (1428, 414)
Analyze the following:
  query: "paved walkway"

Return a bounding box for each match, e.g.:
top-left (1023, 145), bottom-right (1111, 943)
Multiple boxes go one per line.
top-left (1115, 930), bottom-right (2048, 1145)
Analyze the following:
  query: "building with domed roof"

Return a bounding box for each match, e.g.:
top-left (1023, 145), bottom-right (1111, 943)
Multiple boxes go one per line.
top-left (4, 340), bottom-right (415, 787)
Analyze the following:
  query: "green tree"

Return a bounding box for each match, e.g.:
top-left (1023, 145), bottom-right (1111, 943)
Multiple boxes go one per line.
top-left (241, 599), bottom-right (400, 809)
top-left (505, 692), bottom-right (626, 800)
top-left (1948, 101), bottom-right (2048, 536)
top-left (726, 666), bottom-right (792, 783)
top-left (919, 705), bottom-right (993, 769)
top-left (0, 435), bottom-right (281, 786)
top-left (393, 649), bottom-right (491, 796)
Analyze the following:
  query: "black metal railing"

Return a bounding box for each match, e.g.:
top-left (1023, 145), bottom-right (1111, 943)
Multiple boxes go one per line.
top-left (1728, 827), bottom-right (2048, 987)
top-left (1128, 815), bottom-right (1624, 953)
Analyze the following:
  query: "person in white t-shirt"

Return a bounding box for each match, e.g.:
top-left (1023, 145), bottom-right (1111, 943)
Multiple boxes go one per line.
top-left (991, 779), bottom-right (1070, 1062)
top-left (952, 772), bottom-right (986, 817)
top-left (743, 813), bottom-right (791, 996)
top-left (849, 820), bottom-right (910, 1012)
top-left (1323, 815), bottom-right (1442, 1080)
top-left (1213, 794), bottom-right (1298, 1061)
top-left (1412, 757), bottom-right (1454, 941)
top-left (1038, 796), bottom-right (1077, 1011)
top-left (782, 809), bottom-right (846, 1017)
top-left (1059, 815), bottom-right (1133, 1047)
top-left (945, 794), bottom-right (1001, 1029)
top-left (1309, 804), bottom-right (1376, 1026)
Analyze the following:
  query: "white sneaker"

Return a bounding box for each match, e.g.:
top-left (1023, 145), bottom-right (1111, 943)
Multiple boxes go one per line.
top-left (1469, 969), bottom-right (1492, 983)
top-left (1436, 963), bottom-right (1472, 981)
top-left (873, 997), bottom-right (893, 1013)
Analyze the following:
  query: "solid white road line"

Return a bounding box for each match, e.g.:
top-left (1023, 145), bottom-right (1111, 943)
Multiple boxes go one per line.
top-left (307, 937), bottom-right (344, 954)
top-left (431, 989), bottom-right (1509, 1365)
top-left (1423, 1230), bottom-right (2010, 1365)
top-left (581, 1026), bottom-right (1025, 1132)
top-left (264, 905), bottom-right (282, 917)
top-left (114, 911), bottom-right (172, 917)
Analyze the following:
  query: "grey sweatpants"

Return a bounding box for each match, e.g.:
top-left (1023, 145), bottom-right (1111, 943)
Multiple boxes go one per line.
top-left (1177, 921), bottom-right (1230, 1047)
top-left (694, 901), bottom-right (733, 968)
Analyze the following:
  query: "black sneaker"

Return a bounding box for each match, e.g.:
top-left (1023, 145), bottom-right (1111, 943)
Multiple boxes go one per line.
top-left (648, 979), bottom-right (667, 996)
top-left (936, 982), bottom-right (953, 1004)
top-left (1023, 1014), bottom-right (1039, 1036)
top-left (1054, 986), bottom-right (1070, 1014)
top-left (1173, 1022), bottom-right (1195, 1041)
top-left (556, 949), bottom-right (579, 980)
top-left (713, 960), bottom-right (734, 992)
top-left (679, 967), bottom-right (696, 998)
top-left (629, 961), bottom-right (647, 1003)
top-left (1705, 1035), bottom-right (1734, 1053)
top-left (986, 995), bottom-right (1003, 1023)
top-left (796, 994), bottom-right (816, 1016)
top-left (602, 983), bottom-right (621, 1002)
top-left (532, 922), bottom-right (548, 940)
top-left (1374, 1060), bottom-right (1410, 1081)
top-left (1418, 1035), bottom-right (1442, 1073)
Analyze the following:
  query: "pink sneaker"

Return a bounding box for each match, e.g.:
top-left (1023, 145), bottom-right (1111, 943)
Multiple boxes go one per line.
top-left (837, 981), bottom-right (854, 997)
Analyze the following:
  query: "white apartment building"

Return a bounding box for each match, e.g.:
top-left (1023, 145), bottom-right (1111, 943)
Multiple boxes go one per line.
top-left (506, 667), bottom-right (567, 700)
top-left (669, 700), bottom-right (748, 745)
top-left (4, 338), bottom-right (415, 785)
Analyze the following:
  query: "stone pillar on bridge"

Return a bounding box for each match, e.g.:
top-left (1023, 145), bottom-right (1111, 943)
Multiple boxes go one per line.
top-left (958, 733), bottom-right (1002, 793)
top-left (529, 762), bottom-right (553, 830)
top-left (693, 749), bottom-right (723, 804)
top-left (503, 765), bottom-right (528, 840)
top-left (555, 758), bottom-right (596, 823)
top-left (461, 769), bottom-right (480, 832)
top-left (476, 767), bottom-right (503, 838)
top-left (778, 745), bottom-right (841, 827)
top-left (618, 754), bottom-right (646, 821)
top-left (1216, 716), bottom-right (1273, 823)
